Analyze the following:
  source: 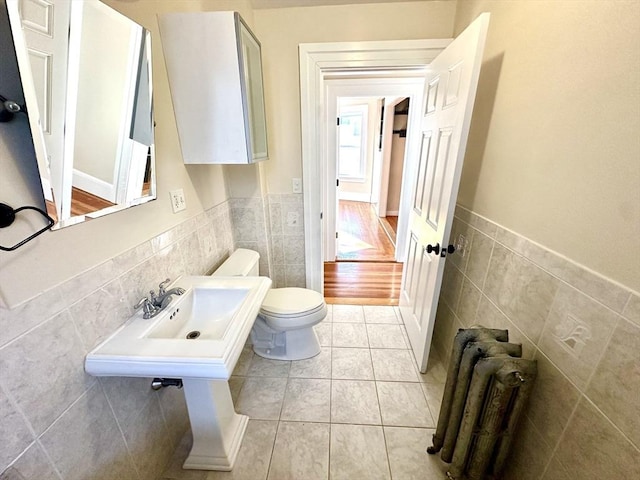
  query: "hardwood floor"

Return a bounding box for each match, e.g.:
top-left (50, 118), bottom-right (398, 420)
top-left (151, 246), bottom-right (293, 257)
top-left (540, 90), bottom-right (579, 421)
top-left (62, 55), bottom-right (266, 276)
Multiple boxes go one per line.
top-left (324, 261), bottom-right (403, 305)
top-left (70, 187), bottom-right (115, 216)
top-left (326, 200), bottom-right (403, 305)
top-left (337, 200), bottom-right (395, 261)
top-left (378, 215), bottom-right (398, 247)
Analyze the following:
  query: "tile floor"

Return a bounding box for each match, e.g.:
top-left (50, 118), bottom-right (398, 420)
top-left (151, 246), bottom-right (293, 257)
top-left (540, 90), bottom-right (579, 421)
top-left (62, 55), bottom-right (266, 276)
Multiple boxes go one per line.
top-left (159, 305), bottom-right (449, 480)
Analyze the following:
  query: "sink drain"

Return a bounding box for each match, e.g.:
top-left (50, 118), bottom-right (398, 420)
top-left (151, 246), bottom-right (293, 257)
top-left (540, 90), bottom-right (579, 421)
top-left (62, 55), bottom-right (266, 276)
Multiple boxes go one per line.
top-left (186, 331), bottom-right (201, 339)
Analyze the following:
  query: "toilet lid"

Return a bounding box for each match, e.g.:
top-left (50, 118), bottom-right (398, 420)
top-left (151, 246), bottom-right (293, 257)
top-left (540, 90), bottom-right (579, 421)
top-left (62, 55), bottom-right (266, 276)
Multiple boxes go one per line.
top-left (261, 288), bottom-right (325, 315)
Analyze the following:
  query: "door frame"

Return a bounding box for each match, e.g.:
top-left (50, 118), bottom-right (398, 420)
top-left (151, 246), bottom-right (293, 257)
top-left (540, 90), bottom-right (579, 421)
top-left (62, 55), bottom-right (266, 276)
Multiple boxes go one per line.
top-left (299, 39), bottom-right (451, 292)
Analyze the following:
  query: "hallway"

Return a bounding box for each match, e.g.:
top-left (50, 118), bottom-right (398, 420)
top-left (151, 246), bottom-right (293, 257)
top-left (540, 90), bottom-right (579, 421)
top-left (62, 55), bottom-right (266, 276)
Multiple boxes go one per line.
top-left (325, 201), bottom-right (403, 305)
top-left (336, 200), bottom-right (396, 262)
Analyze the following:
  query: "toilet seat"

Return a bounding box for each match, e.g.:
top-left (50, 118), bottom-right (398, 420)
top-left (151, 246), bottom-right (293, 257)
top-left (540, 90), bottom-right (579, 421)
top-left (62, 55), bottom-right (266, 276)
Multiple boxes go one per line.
top-left (260, 287), bottom-right (324, 315)
top-left (259, 287), bottom-right (327, 330)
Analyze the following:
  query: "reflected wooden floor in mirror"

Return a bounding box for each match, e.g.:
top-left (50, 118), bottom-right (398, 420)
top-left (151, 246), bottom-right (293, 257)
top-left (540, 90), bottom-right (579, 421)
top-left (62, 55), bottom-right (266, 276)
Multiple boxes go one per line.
top-left (70, 187), bottom-right (115, 216)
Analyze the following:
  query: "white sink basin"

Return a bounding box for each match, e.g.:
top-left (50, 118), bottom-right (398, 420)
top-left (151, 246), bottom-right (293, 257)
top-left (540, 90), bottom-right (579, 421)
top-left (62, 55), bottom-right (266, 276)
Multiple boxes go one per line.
top-left (85, 274), bottom-right (271, 472)
top-left (85, 275), bottom-right (271, 379)
top-left (145, 286), bottom-right (250, 341)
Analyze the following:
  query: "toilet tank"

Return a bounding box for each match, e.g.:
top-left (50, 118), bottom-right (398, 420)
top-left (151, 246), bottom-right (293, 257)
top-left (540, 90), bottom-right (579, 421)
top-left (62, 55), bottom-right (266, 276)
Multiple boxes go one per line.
top-left (211, 249), bottom-right (260, 277)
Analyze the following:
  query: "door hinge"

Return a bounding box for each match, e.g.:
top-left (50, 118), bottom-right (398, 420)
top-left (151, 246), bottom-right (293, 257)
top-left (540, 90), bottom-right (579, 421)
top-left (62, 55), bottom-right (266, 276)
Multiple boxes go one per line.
top-left (337, 117), bottom-right (340, 126)
top-left (336, 231), bottom-right (339, 239)
top-left (320, 212), bottom-right (323, 220)
top-left (336, 178), bottom-right (340, 187)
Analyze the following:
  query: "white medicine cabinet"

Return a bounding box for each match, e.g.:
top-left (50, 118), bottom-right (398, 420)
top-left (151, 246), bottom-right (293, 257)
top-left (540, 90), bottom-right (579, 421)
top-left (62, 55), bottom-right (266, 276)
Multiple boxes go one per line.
top-left (159, 11), bottom-right (268, 164)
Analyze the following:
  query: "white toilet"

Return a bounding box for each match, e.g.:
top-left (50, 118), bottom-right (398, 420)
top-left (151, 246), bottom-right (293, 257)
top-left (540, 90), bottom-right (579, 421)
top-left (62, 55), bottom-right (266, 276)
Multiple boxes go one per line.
top-left (212, 249), bottom-right (326, 361)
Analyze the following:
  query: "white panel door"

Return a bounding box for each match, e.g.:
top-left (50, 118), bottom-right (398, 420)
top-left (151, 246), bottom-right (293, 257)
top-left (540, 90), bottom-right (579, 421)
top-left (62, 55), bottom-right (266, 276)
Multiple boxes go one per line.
top-left (16, 0), bottom-right (70, 207)
top-left (400, 14), bottom-right (490, 372)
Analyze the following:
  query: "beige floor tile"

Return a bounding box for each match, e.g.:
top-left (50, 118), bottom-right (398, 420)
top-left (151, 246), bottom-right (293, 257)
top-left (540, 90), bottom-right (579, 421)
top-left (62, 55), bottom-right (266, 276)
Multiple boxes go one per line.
top-left (331, 347), bottom-right (374, 380)
top-left (363, 306), bottom-right (399, 324)
top-left (267, 422), bottom-right (329, 480)
top-left (370, 349), bottom-right (420, 382)
top-left (314, 322), bottom-right (332, 346)
top-left (281, 378), bottom-right (331, 422)
top-left (376, 382), bottom-right (434, 427)
top-left (366, 324), bottom-right (407, 349)
top-left (332, 304), bottom-right (365, 323)
top-left (332, 323), bottom-right (369, 348)
top-left (331, 380), bottom-right (381, 425)
top-left (421, 383), bottom-right (444, 424)
top-left (330, 424), bottom-right (390, 480)
top-left (418, 350), bottom-right (448, 383)
top-left (235, 377), bottom-right (287, 420)
top-left (289, 347), bottom-right (331, 379)
top-left (228, 376), bottom-right (245, 404)
top-left (384, 426), bottom-right (448, 479)
top-left (231, 346), bottom-right (254, 376)
top-left (246, 356), bottom-right (291, 377)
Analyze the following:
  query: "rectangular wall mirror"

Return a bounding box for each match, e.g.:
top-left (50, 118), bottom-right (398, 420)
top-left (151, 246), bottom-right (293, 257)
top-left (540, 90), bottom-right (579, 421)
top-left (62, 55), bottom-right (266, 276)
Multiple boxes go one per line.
top-left (5, 0), bottom-right (156, 229)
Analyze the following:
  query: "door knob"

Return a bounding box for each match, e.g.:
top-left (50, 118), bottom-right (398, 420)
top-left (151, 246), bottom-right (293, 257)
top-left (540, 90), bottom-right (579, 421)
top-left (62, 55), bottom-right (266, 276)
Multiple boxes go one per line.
top-left (445, 244), bottom-right (456, 254)
top-left (426, 243), bottom-right (440, 255)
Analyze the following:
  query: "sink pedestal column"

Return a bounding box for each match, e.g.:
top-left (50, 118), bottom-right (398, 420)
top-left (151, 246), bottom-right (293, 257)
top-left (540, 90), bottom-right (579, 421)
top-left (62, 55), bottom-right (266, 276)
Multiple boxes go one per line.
top-left (181, 378), bottom-right (249, 470)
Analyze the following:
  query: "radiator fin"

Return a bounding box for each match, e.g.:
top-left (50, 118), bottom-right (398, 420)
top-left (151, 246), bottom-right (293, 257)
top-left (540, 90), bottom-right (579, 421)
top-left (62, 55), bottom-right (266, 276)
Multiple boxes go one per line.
top-left (427, 327), bottom-right (537, 480)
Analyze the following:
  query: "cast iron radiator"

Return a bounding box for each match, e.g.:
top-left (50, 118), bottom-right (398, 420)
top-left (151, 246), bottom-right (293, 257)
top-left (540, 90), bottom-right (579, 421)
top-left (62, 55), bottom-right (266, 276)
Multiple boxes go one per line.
top-left (427, 327), bottom-right (537, 480)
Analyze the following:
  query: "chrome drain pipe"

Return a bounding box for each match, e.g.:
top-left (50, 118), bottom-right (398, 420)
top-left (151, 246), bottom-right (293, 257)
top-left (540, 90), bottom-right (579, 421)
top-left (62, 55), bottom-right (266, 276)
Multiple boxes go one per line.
top-left (151, 378), bottom-right (183, 390)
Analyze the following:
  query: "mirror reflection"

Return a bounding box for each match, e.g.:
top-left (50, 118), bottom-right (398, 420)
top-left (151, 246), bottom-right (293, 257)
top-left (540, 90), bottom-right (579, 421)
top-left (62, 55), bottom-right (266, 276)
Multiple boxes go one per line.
top-left (7, 0), bottom-right (155, 229)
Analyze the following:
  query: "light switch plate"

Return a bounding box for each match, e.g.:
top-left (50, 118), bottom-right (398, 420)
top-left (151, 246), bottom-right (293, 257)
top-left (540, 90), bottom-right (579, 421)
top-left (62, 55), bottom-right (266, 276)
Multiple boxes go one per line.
top-left (292, 178), bottom-right (302, 194)
top-left (170, 189), bottom-right (186, 213)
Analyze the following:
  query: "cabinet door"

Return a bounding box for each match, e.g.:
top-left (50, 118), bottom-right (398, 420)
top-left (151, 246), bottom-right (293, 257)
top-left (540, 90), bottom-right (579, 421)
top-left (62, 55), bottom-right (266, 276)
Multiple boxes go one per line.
top-left (238, 18), bottom-right (268, 162)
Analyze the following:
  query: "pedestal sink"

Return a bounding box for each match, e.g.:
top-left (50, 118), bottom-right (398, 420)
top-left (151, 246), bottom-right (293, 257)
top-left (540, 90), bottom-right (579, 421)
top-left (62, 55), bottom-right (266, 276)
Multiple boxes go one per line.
top-left (85, 275), bottom-right (271, 471)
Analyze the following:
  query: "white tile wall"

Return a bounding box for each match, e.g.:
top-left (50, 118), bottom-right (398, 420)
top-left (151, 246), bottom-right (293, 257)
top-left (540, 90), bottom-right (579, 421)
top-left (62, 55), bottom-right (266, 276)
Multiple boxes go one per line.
top-left (0, 201), bottom-right (234, 479)
top-left (435, 205), bottom-right (639, 480)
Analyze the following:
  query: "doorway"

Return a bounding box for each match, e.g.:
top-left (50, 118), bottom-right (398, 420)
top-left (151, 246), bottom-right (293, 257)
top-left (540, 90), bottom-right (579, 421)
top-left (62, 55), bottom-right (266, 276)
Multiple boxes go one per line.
top-left (335, 97), bottom-right (409, 262)
top-left (322, 78), bottom-right (425, 304)
top-left (325, 95), bottom-right (410, 304)
top-left (299, 39), bottom-right (451, 294)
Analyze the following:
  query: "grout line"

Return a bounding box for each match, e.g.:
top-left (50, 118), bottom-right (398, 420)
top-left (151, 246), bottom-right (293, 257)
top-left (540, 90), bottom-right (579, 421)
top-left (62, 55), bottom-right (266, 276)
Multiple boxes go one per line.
top-left (97, 378), bottom-right (144, 480)
top-left (582, 314), bottom-right (621, 392)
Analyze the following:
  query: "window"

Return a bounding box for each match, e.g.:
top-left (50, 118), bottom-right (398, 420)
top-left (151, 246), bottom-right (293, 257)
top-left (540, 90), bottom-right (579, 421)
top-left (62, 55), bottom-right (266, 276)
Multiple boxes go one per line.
top-left (338, 104), bottom-right (368, 180)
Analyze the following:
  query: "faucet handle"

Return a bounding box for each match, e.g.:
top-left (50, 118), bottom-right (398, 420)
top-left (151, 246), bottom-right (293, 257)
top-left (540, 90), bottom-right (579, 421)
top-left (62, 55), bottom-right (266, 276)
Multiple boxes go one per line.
top-left (134, 297), bottom-right (158, 319)
top-left (158, 278), bottom-right (171, 295)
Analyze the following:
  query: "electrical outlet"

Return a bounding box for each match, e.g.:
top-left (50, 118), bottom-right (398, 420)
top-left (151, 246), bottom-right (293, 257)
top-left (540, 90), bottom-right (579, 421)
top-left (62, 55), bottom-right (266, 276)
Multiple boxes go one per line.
top-left (286, 211), bottom-right (299, 227)
top-left (292, 178), bottom-right (302, 194)
top-left (170, 189), bottom-right (186, 213)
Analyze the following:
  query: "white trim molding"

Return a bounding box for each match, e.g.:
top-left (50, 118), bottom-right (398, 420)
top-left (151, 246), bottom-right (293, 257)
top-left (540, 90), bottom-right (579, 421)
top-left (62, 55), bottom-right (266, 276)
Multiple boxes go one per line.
top-left (299, 39), bottom-right (451, 292)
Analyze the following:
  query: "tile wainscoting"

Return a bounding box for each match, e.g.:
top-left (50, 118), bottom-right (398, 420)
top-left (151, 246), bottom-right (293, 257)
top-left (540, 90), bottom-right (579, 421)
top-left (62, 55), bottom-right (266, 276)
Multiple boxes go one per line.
top-left (432, 205), bottom-right (639, 480)
top-left (229, 194), bottom-right (306, 289)
top-left (0, 201), bottom-right (235, 480)
top-left (267, 194), bottom-right (306, 288)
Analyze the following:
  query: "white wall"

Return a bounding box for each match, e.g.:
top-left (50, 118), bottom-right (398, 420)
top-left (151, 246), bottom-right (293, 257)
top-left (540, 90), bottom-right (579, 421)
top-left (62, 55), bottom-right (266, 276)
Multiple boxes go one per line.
top-left (454, 0), bottom-right (640, 292)
top-left (73, 0), bottom-right (132, 183)
top-left (254, 1), bottom-right (457, 194)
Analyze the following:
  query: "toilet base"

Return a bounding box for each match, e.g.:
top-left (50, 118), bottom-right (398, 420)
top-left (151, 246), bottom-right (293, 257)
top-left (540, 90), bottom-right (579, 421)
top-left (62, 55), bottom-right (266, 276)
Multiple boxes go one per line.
top-left (253, 326), bottom-right (321, 361)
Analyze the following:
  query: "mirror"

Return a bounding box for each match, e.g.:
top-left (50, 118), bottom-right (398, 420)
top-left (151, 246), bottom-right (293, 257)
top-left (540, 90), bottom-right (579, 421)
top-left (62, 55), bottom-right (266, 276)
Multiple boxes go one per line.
top-left (6, 0), bottom-right (155, 229)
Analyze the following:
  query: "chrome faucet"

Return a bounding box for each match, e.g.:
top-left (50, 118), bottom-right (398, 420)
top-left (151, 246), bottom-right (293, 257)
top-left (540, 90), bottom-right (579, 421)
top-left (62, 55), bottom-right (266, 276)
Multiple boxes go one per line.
top-left (150, 278), bottom-right (186, 309)
top-left (134, 278), bottom-right (185, 318)
top-left (134, 297), bottom-right (160, 319)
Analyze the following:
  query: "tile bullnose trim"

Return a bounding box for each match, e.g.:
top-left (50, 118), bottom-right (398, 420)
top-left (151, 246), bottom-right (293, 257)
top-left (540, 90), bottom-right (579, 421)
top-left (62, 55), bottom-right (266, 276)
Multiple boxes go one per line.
top-left (455, 204), bottom-right (636, 314)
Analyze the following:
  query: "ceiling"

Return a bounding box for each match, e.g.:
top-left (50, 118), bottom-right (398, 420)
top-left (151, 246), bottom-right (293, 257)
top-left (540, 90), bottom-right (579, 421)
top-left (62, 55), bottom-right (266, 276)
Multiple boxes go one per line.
top-left (250, 0), bottom-right (440, 9)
